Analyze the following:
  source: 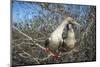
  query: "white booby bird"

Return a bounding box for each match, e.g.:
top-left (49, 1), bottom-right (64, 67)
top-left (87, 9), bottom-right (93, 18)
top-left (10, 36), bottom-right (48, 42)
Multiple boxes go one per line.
top-left (44, 17), bottom-right (80, 58)
top-left (64, 23), bottom-right (76, 50)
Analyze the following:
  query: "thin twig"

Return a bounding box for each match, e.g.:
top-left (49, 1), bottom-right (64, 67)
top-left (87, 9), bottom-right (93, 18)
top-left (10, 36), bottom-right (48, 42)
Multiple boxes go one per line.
top-left (37, 54), bottom-right (52, 61)
top-left (16, 42), bottom-right (40, 64)
top-left (12, 26), bottom-right (33, 40)
top-left (59, 48), bottom-right (79, 57)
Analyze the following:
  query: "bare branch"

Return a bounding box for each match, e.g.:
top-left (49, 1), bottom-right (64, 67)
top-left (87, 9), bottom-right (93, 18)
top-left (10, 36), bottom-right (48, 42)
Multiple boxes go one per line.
top-left (12, 25), bottom-right (59, 59)
top-left (19, 51), bottom-right (40, 64)
top-left (37, 54), bottom-right (52, 61)
top-left (16, 42), bottom-right (40, 64)
top-left (12, 26), bottom-right (33, 40)
top-left (12, 39), bottom-right (31, 42)
top-left (59, 48), bottom-right (79, 57)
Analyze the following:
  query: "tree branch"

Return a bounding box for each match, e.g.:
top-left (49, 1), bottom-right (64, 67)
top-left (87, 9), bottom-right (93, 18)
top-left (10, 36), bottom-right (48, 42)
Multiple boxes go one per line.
top-left (12, 25), bottom-right (59, 59)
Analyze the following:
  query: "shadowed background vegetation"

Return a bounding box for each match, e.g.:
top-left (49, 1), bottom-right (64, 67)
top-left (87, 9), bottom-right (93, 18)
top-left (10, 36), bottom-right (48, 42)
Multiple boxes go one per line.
top-left (11, 0), bottom-right (96, 66)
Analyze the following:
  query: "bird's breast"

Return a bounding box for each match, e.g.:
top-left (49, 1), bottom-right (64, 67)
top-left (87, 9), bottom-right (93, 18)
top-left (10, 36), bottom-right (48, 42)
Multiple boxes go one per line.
top-left (65, 38), bottom-right (76, 49)
top-left (49, 35), bottom-right (62, 50)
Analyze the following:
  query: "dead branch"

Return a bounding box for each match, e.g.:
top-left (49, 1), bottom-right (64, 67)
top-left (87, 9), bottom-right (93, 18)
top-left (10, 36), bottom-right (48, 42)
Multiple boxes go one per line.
top-left (12, 26), bottom-right (33, 40)
top-left (12, 25), bottom-right (59, 60)
top-left (59, 48), bottom-right (79, 57)
top-left (16, 42), bottom-right (52, 62)
top-left (34, 39), bottom-right (45, 42)
top-left (12, 39), bottom-right (31, 42)
top-left (12, 26), bottom-right (45, 49)
top-left (36, 54), bottom-right (52, 61)
top-left (16, 42), bottom-right (40, 64)
top-left (19, 51), bottom-right (40, 64)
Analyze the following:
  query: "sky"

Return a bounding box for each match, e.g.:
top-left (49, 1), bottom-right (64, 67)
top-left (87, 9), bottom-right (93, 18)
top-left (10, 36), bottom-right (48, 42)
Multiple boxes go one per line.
top-left (12, 1), bottom-right (42, 23)
top-left (12, 0), bottom-right (91, 23)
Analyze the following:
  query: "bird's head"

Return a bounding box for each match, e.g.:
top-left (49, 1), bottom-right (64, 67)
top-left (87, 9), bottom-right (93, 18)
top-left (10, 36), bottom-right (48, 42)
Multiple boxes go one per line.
top-left (64, 17), bottom-right (81, 27)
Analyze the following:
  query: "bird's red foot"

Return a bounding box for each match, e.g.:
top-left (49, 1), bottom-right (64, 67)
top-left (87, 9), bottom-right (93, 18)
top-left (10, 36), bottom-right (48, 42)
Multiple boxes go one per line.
top-left (44, 48), bottom-right (50, 53)
top-left (52, 55), bottom-right (60, 61)
top-left (44, 48), bottom-right (60, 60)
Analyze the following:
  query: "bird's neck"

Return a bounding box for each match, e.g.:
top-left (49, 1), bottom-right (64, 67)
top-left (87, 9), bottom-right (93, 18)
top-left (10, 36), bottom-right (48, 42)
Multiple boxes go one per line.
top-left (53, 21), bottom-right (68, 35)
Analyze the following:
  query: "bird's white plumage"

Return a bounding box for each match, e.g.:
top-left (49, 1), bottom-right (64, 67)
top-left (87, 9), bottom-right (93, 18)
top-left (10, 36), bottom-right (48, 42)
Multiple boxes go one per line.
top-left (47, 19), bottom-right (69, 50)
top-left (65, 24), bottom-right (76, 49)
top-left (45, 17), bottom-right (79, 51)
